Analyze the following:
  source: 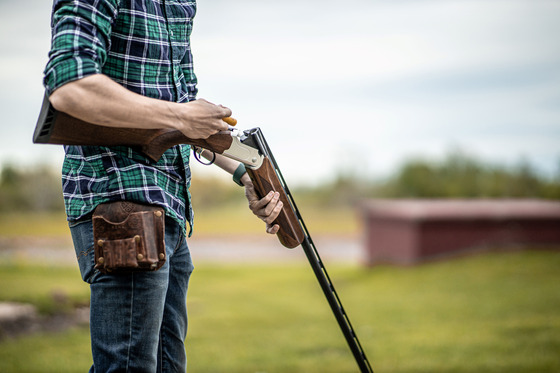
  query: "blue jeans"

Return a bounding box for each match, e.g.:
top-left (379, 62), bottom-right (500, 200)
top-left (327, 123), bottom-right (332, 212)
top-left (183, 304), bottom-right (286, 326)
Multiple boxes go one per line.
top-left (70, 216), bottom-right (194, 372)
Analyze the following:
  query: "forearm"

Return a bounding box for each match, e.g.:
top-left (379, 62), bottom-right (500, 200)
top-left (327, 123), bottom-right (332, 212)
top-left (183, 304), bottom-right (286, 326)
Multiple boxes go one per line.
top-left (49, 74), bottom-right (231, 139)
top-left (200, 151), bottom-right (250, 186)
top-left (49, 74), bottom-right (177, 130)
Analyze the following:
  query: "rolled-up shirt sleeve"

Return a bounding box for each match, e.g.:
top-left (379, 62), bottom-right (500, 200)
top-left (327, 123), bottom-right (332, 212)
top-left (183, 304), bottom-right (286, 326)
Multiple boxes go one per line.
top-left (43, 0), bottom-right (120, 95)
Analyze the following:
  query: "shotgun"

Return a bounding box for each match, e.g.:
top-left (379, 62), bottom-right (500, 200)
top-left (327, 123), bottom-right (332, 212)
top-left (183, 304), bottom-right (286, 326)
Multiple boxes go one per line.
top-left (33, 94), bottom-right (305, 248)
top-left (33, 93), bottom-right (374, 372)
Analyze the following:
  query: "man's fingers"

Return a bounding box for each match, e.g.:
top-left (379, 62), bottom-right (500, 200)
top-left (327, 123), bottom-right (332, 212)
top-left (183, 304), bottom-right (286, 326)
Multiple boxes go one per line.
top-left (243, 186), bottom-right (284, 235)
top-left (266, 224), bottom-right (280, 235)
top-left (216, 119), bottom-right (229, 132)
top-left (197, 98), bottom-right (232, 131)
top-left (215, 105), bottom-right (232, 122)
top-left (249, 191), bottom-right (276, 210)
top-left (263, 200), bottom-right (283, 224)
top-left (262, 196), bottom-right (281, 218)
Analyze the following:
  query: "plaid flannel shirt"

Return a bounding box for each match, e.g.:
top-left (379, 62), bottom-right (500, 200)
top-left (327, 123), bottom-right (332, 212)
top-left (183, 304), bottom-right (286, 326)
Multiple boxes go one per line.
top-left (43, 0), bottom-right (198, 234)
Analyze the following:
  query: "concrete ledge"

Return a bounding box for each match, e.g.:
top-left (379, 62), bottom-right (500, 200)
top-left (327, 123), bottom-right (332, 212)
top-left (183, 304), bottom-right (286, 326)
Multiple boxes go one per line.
top-left (360, 199), bottom-right (560, 266)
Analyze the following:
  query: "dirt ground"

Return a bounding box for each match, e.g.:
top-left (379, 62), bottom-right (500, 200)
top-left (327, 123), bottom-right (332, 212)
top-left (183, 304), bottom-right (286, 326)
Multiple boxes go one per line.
top-left (0, 233), bottom-right (365, 265)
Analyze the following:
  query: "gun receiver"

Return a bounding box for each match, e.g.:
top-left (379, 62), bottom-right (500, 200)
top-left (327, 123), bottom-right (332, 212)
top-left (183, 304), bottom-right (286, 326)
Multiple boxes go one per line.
top-left (33, 94), bottom-right (305, 248)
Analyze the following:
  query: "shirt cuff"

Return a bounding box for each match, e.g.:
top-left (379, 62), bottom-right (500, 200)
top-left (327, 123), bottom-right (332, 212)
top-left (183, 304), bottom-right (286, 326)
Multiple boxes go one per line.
top-left (44, 56), bottom-right (101, 95)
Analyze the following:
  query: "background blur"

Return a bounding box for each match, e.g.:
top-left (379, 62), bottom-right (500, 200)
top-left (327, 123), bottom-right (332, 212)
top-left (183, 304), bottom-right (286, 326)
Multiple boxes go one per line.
top-left (0, 0), bottom-right (559, 184)
top-left (1, 1), bottom-right (559, 372)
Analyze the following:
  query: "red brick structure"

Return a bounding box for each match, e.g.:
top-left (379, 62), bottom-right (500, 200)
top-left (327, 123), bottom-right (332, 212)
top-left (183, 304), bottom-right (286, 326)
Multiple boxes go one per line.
top-left (360, 199), bottom-right (560, 266)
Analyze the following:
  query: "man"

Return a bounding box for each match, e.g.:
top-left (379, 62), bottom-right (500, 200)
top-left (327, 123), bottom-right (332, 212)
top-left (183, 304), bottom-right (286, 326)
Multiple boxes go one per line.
top-left (43, 1), bottom-right (282, 371)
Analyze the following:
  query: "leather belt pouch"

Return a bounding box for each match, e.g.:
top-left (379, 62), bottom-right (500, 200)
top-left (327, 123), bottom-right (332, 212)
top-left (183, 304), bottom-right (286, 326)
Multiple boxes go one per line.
top-left (93, 201), bottom-right (166, 273)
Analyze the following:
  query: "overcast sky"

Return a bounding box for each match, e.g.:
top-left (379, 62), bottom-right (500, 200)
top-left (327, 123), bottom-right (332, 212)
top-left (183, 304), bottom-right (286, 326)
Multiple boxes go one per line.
top-left (1, 0), bottom-right (559, 186)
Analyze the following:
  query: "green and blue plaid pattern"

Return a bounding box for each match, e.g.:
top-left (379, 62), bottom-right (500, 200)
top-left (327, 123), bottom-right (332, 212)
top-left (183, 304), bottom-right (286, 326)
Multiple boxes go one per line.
top-left (44, 0), bottom-right (198, 233)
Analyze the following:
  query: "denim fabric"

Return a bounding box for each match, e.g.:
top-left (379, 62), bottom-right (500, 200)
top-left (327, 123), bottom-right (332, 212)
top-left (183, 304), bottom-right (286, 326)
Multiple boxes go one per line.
top-left (69, 216), bottom-right (194, 372)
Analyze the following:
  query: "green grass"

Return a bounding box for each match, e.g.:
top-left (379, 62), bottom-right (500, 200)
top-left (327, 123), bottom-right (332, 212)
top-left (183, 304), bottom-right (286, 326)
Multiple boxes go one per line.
top-left (0, 328), bottom-right (92, 373)
top-left (0, 262), bottom-right (89, 314)
top-left (191, 203), bottom-right (359, 236)
top-left (1, 250), bottom-right (559, 372)
top-left (0, 212), bottom-right (70, 237)
top-left (0, 205), bottom-right (358, 238)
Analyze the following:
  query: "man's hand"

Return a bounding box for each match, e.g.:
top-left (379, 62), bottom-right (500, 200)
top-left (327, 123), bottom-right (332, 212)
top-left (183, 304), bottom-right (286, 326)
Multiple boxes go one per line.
top-left (242, 174), bottom-right (283, 235)
top-left (172, 99), bottom-right (231, 139)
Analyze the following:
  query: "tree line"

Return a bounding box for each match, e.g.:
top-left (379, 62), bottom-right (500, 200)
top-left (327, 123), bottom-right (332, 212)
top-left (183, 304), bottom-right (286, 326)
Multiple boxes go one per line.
top-left (1, 152), bottom-right (559, 213)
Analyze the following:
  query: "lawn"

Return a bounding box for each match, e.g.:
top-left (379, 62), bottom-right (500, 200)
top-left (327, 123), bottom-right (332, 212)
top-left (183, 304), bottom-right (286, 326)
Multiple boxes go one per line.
top-left (0, 249), bottom-right (559, 372)
top-left (0, 203), bottom-right (359, 238)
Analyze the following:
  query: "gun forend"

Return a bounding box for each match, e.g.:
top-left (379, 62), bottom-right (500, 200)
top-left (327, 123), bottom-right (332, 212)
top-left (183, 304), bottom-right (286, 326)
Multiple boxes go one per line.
top-left (246, 158), bottom-right (305, 249)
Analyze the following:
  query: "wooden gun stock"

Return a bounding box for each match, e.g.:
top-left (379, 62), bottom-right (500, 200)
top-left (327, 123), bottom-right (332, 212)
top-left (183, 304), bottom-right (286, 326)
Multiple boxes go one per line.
top-left (33, 95), bottom-right (233, 161)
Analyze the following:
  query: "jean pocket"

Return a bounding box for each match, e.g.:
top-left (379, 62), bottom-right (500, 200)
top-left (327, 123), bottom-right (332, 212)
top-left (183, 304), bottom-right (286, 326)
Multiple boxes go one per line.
top-left (69, 218), bottom-right (98, 283)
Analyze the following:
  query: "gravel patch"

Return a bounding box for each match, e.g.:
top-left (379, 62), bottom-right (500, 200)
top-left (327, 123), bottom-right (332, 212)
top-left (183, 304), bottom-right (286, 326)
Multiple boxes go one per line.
top-left (0, 234), bottom-right (366, 265)
top-left (0, 302), bottom-right (89, 340)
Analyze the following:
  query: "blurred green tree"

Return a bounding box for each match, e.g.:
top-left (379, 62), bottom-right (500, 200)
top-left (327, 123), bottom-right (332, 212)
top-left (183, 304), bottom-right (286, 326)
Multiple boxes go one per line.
top-left (0, 163), bottom-right (63, 212)
top-left (374, 151), bottom-right (559, 200)
top-left (1, 153), bottom-right (558, 214)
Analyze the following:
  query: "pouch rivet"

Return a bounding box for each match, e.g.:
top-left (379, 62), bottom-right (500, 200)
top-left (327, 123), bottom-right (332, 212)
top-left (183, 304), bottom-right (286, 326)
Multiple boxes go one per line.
top-left (134, 235), bottom-right (141, 244)
top-left (97, 240), bottom-right (104, 247)
top-left (137, 254), bottom-right (144, 261)
top-left (159, 253), bottom-right (165, 260)
top-left (98, 257), bottom-right (104, 264)
top-left (155, 211), bottom-right (163, 218)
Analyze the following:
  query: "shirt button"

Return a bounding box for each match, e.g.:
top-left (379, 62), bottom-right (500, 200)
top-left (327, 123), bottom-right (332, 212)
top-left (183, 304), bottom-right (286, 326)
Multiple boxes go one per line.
top-left (170, 30), bottom-right (174, 37)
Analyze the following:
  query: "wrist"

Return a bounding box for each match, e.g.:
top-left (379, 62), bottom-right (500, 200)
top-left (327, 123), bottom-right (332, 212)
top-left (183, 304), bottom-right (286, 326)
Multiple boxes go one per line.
top-left (163, 101), bottom-right (184, 131)
top-left (240, 173), bottom-right (251, 187)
